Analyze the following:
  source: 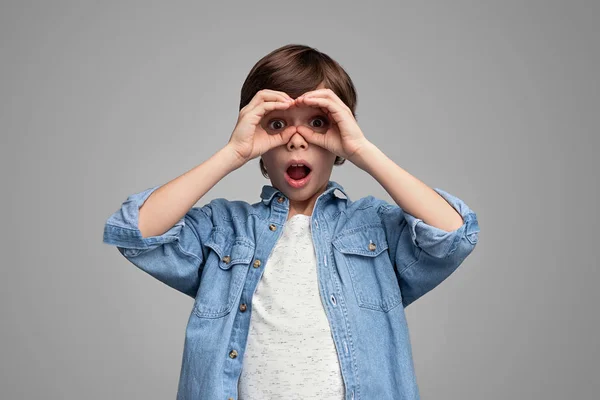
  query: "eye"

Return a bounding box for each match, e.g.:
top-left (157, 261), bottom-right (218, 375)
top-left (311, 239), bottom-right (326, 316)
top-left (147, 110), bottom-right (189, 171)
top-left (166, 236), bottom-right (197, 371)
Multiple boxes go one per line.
top-left (267, 119), bottom-right (286, 130)
top-left (266, 116), bottom-right (329, 131)
top-left (310, 116), bottom-right (329, 129)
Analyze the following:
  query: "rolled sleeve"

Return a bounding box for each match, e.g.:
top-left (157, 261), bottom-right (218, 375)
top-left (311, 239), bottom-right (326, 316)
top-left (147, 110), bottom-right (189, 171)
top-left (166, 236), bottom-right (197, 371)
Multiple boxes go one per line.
top-left (103, 185), bottom-right (186, 256)
top-left (103, 185), bottom-right (214, 298)
top-left (377, 187), bottom-right (480, 307)
top-left (402, 188), bottom-right (480, 259)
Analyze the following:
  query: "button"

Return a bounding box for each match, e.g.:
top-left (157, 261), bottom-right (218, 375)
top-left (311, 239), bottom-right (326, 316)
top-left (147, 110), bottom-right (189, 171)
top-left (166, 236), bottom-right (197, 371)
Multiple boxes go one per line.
top-left (269, 223), bottom-right (277, 231)
top-left (229, 349), bottom-right (238, 359)
top-left (368, 241), bottom-right (376, 251)
top-left (239, 303), bottom-right (247, 312)
top-left (277, 196), bottom-right (285, 203)
top-left (253, 259), bottom-right (261, 268)
top-left (222, 255), bottom-right (231, 263)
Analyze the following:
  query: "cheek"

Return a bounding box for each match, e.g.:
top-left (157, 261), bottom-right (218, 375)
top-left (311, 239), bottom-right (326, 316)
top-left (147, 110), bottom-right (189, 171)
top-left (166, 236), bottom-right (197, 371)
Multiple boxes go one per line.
top-left (261, 151), bottom-right (285, 172)
top-left (314, 154), bottom-right (337, 172)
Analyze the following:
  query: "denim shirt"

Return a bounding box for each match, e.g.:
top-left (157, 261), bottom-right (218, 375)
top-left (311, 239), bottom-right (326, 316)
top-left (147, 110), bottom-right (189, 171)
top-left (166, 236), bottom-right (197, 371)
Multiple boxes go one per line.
top-left (103, 180), bottom-right (480, 400)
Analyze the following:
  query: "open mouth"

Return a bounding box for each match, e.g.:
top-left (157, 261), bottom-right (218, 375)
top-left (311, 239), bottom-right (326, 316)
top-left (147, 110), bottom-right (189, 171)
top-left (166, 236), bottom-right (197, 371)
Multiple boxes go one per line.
top-left (286, 165), bottom-right (312, 181)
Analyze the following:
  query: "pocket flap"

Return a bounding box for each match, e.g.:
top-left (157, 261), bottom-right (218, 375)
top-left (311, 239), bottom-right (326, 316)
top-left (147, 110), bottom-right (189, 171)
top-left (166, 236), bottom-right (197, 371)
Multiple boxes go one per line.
top-left (205, 228), bottom-right (255, 270)
top-left (332, 224), bottom-right (389, 257)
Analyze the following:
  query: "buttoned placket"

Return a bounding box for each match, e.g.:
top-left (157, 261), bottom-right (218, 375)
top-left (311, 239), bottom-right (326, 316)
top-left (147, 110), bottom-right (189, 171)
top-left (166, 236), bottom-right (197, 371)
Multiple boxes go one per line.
top-left (307, 192), bottom-right (357, 400)
top-left (226, 190), bottom-right (357, 400)
top-left (224, 193), bottom-right (290, 400)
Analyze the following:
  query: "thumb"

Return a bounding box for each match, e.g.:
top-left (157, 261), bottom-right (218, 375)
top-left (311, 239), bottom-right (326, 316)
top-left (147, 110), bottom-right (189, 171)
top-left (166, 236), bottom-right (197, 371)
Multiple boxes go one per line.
top-left (297, 125), bottom-right (324, 147)
top-left (259, 126), bottom-right (295, 152)
top-left (273, 126), bottom-right (297, 147)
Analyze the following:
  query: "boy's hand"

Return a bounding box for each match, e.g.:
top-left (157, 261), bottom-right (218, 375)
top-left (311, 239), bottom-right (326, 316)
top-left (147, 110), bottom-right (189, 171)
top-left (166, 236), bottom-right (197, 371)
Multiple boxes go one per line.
top-left (293, 88), bottom-right (370, 161)
top-left (227, 89), bottom-right (298, 167)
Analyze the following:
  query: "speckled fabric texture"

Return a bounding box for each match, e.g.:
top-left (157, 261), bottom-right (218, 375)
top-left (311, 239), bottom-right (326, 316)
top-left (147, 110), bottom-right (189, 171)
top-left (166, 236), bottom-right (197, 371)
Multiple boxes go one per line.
top-left (238, 214), bottom-right (345, 399)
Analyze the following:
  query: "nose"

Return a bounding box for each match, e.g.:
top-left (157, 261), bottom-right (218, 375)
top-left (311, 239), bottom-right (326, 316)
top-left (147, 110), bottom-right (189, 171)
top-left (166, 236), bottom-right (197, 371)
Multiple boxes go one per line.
top-left (286, 129), bottom-right (308, 150)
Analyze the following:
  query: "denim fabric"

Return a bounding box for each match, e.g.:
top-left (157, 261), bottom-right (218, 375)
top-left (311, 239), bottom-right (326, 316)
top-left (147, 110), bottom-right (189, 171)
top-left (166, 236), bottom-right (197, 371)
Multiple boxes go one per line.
top-left (103, 180), bottom-right (480, 399)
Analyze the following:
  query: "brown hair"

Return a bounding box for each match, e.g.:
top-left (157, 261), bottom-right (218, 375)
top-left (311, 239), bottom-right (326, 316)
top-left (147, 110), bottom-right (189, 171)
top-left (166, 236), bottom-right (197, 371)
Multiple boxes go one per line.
top-left (239, 44), bottom-right (358, 179)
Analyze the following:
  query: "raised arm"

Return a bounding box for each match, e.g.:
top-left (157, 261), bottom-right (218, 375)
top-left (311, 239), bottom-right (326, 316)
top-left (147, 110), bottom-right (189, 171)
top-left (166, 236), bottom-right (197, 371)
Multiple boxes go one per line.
top-left (139, 145), bottom-right (242, 238)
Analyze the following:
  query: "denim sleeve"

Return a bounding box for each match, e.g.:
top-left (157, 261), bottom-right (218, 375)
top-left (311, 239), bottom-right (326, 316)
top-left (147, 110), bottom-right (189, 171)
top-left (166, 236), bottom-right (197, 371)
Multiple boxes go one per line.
top-left (377, 188), bottom-right (480, 308)
top-left (103, 185), bottom-right (214, 298)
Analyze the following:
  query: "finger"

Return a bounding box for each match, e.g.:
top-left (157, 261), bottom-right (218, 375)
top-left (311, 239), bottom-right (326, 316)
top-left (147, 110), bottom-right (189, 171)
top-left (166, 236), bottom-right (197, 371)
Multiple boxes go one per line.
top-left (247, 100), bottom-right (292, 124)
top-left (265, 89), bottom-right (294, 100)
top-left (300, 89), bottom-right (351, 114)
top-left (255, 100), bottom-right (292, 116)
top-left (296, 125), bottom-right (326, 148)
top-left (261, 125), bottom-right (296, 151)
top-left (244, 90), bottom-right (293, 112)
top-left (320, 106), bottom-right (334, 121)
top-left (308, 92), bottom-right (350, 115)
top-left (263, 89), bottom-right (294, 104)
top-left (293, 97), bottom-right (335, 125)
top-left (297, 97), bottom-right (344, 122)
top-left (279, 126), bottom-right (298, 145)
top-left (259, 89), bottom-right (293, 101)
top-left (247, 93), bottom-right (292, 114)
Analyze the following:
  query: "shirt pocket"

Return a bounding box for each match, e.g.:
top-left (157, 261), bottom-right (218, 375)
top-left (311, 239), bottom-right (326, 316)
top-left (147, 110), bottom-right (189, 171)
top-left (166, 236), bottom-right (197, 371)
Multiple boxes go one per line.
top-left (193, 226), bottom-right (255, 318)
top-left (332, 223), bottom-right (402, 312)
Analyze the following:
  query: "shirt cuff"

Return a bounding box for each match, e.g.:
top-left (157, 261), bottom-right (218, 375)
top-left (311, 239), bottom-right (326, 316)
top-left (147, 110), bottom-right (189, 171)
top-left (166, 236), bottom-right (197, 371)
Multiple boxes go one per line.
top-left (402, 187), bottom-right (480, 259)
top-left (103, 185), bottom-right (186, 252)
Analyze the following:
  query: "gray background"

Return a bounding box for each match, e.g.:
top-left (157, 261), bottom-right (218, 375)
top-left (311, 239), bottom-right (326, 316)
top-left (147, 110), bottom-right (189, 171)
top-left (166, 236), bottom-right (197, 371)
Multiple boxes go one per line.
top-left (1, 0), bottom-right (598, 399)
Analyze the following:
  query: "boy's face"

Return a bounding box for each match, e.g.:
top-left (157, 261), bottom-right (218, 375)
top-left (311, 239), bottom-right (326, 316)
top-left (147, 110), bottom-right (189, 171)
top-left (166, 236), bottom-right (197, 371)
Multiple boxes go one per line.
top-left (260, 87), bottom-right (337, 215)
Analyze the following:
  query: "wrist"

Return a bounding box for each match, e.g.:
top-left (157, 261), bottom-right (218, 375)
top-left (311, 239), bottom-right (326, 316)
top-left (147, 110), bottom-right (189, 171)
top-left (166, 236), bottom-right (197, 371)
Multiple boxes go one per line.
top-left (348, 140), bottom-right (376, 170)
top-left (221, 145), bottom-right (246, 171)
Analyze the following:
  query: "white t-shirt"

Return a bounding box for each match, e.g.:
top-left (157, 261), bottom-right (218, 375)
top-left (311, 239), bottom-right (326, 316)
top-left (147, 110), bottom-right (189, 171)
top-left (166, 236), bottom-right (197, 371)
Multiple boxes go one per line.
top-left (237, 214), bottom-right (345, 399)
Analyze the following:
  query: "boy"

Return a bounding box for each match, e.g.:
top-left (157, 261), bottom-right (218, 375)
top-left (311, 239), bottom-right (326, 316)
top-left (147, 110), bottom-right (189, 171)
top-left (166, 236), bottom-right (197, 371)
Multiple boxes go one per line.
top-left (103, 44), bottom-right (480, 399)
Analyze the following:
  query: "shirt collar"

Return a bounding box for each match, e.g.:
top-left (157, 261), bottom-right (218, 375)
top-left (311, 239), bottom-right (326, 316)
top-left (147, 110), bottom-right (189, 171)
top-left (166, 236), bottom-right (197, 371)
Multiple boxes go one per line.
top-left (260, 180), bottom-right (349, 205)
